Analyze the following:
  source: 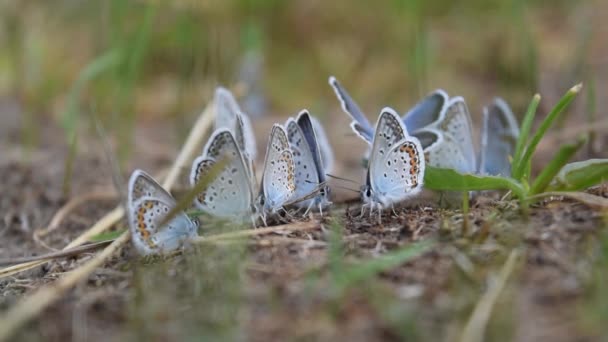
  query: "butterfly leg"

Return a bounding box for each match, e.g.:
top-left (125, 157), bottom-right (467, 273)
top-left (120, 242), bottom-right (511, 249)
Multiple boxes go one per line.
top-left (359, 204), bottom-right (366, 219)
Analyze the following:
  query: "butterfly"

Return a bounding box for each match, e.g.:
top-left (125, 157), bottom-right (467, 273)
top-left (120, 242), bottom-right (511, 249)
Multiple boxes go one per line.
top-left (127, 170), bottom-right (198, 256)
top-left (214, 87), bottom-right (257, 162)
top-left (257, 124), bottom-right (297, 222)
top-left (478, 98), bottom-right (520, 176)
top-left (329, 76), bottom-right (477, 174)
top-left (285, 110), bottom-right (332, 213)
top-left (362, 108), bottom-right (425, 217)
top-left (190, 128), bottom-right (257, 222)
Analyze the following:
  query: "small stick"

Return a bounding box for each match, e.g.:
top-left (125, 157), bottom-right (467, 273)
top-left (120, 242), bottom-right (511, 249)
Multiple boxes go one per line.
top-left (0, 241), bottom-right (113, 266)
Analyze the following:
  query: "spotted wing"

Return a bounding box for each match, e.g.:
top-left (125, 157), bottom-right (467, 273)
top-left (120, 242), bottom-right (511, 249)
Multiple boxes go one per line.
top-left (369, 108), bottom-right (425, 201)
top-left (129, 196), bottom-right (196, 256)
top-left (260, 125), bottom-right (296, 210)
top-left (287, 118), bottom-right (319, 197)
top-left (478, 98), bottom-right (519, 176)
top-left (127, 170), bottom-right (196, 256)
top-left (128, 169), bottom-right (175, 205)
top-left (190, 129), bottom-right (255, 219)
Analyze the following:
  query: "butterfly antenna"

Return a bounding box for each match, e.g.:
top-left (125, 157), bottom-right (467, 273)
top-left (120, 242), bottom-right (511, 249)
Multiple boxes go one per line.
top-left (331, 184), bottom-right (360, 194)
top-left (326, 173), bottom-right (359, 184)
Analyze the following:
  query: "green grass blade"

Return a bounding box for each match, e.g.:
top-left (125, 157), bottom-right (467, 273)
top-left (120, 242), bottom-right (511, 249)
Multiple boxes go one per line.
top-left (529, 136), bottom-right (587, 195)
top-left (547, 159), bottom-right (608, 192)
top-left (334, 240), bottom-right (434, 293)
top-left (60, 50), bottom-right (123, 197)
top-left (512, 94), bottom-right (540, 179)
top-left (159, 157), bottom-right (228, 228)
top-left (89, 229), bottom-right (126, 243)
top-left (514, 84), bottom-right (582, 180)
top-left (425, 166), bottom-right (526, 199)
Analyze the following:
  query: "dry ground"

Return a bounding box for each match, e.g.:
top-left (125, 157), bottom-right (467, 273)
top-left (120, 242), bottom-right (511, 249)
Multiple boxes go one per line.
top-left (1, 99), bottom-right (607, 341)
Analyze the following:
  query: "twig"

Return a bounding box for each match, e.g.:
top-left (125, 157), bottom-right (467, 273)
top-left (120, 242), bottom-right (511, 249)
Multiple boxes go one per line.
top-left (0, 100), bottom-right (215, 341)
top-left (33, 190), bottom-right (117, 251)
top-left (459, 249), bottom-right (520, 342)
top-left (0, 241), bottom-right (113, 266)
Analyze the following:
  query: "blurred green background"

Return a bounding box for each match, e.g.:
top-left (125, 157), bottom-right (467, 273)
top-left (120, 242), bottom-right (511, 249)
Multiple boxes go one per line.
top-left (0, 0), bottom-right (601, 160)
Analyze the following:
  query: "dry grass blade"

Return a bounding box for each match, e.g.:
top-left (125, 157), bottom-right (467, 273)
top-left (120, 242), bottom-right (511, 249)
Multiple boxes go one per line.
top-left (0, 207), bottom-right (124, 279)
top-left (192, 220), bottom-right (321, 244)
top-left (459, 249), bottom-right (520, 342)
top-left (33, 190), bottom-right (118, 251)
top-left (528, 191), bottom-right (608, 209)
top-left (0, 240), bottom-right (113, 266)
top-left (0, 101), bottom-right (215, 341)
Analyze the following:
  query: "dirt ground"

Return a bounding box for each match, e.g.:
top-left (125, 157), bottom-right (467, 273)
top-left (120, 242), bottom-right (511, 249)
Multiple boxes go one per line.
top-left (1, 96), bottom-right (607, 342)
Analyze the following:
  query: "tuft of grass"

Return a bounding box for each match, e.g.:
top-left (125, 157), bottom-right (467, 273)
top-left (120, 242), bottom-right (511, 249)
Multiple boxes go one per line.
top-left (513, 83), bottom-right (582, 181)
top-left (128, 240), bottom-right (246, 340)
top-left (529, 135), bottom-right (587, 195)
top-left (511, 94), bottom-right (541, 179)
top-left (425, 84), bottom-right (605, 210)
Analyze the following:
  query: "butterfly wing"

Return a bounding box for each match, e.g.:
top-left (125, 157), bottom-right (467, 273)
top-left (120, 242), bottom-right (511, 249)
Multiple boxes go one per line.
top-left (214, 87), bottom-right (239, 131)
top-left (287, 117), bottom-right (320, 200)
top-left (235, 114), bottom-right (256, 181)
top-left (128, 169), bottom-right (175, 205)
top-left (402, 89), bottom-right (449, 133)
top-left (260, 125), bottom-right (296, 211)
top-left (127, 170), bottom-right (197, 256)
top-left (214, 87), bottom-right (258, 161)
top-left (478, 98), bottom-right (519, 176)
top-left (328, 76), bottom-right (374, 143)
top-left (190, 130), bottom-right (255, 219)
top-left (308, 115), bottom-right (335, 174)
top-left (368, 108), bottom-right (425, 205)
top-left (425, 97), bottom-right (477, 173)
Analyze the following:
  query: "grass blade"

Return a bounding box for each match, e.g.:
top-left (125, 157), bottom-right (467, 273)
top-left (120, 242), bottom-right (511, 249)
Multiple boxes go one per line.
top-left (512, 94), bottom-right (540, 179)
top-left (334, 240), bottom-right (434, 293)
top-left (425, 166), bottom-right (526, 199)
top-left (529, 135), bottom-right (587, 195)
top-left (548, 159), bottom-right (608, 192)
top-left (159, 157), bottom-right (228, 228)
top-left (514, 84), bottom-right (582, 180)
